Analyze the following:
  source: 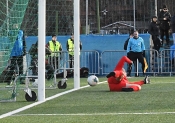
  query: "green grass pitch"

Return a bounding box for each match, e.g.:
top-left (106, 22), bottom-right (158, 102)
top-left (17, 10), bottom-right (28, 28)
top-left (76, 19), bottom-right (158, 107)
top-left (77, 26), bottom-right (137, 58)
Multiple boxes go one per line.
top-left (0, 76), bottom-right (175, 123)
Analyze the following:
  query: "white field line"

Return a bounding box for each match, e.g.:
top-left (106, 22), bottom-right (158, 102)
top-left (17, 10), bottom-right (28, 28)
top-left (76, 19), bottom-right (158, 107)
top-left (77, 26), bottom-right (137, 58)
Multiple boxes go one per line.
top-left (12, 112), bottom-right (175, 116)
top-left (0, 81), bottom-right (107, 119)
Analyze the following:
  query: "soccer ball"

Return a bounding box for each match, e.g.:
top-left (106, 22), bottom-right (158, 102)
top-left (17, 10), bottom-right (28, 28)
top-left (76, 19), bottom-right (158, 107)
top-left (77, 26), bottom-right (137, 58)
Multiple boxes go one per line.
top-left (87, 75), bottom-right (99, 86)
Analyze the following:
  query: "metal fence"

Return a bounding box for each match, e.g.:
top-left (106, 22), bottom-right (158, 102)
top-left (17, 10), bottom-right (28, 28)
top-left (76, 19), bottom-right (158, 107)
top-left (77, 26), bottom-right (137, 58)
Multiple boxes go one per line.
top-left (25, 49), bottom-right (174, 77)
top-left (160, 49), bottom-right (175, 76)
top-left (101, 49), bottom-right (160, 76)
top-left (25, 50), bottom-right (100, 76)
top-left (1, 0), bottom-right (174, 35)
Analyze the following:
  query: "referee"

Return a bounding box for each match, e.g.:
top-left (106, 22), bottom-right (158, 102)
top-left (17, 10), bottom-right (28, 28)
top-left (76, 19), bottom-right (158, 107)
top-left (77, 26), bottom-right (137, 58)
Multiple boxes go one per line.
top-left (127, 30), bottom-right (146, 76)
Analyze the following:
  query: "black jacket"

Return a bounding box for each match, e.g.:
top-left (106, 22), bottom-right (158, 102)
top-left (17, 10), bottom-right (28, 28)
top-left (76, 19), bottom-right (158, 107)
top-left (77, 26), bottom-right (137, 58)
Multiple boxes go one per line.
top-left (171, 15), bottom-right (175, 33)
top-left (158, 10), bottom-right (171, 30)
top-left (148, 21), bottom-right (159, 36)
top-left (123, 38), bottom-right (130, 50)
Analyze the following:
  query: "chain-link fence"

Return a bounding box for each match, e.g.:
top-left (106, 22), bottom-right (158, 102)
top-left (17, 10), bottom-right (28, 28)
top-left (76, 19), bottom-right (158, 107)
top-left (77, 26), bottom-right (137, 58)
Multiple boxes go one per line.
top-left (4, 0), bottom-right (175, 36)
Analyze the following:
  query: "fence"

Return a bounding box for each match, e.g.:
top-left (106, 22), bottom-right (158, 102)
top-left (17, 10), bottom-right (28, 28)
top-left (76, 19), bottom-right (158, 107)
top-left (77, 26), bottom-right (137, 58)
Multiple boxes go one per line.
top-left (160, 49), bottom-right (175, 76)
top-left (25, 50), bottom-right (100, 77)
top-left (2, 0), bottom-right (172, 36)
top-left (25, 49), bottom-right (174, 77)
top-left (101, 49), bottom-right (160, 76)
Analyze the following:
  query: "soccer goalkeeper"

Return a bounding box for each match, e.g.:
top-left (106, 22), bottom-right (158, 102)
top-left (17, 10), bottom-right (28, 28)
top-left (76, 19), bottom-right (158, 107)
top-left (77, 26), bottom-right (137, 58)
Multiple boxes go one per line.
top-left (106, 56), bottom-right (150, 92)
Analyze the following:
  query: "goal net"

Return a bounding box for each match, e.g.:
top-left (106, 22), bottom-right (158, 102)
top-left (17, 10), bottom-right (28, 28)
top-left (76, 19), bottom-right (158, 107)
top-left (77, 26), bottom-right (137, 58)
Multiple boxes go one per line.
top-left (0, 0), bottom-right (29, 72)
top-left (0, 0), bottom-right (74, 101)
top-left (0, 0), bottom-right (29, 101)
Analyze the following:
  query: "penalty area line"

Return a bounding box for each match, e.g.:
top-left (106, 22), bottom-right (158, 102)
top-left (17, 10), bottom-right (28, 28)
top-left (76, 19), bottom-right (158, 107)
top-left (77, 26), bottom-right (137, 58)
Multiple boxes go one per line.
top-left (0, 81), bottom-right (107, 119)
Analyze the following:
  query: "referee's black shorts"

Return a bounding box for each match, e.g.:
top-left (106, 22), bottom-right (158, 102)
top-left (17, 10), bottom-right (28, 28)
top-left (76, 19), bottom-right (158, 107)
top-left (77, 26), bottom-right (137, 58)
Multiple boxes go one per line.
top-left (129, 51), bottom-right (144, 64)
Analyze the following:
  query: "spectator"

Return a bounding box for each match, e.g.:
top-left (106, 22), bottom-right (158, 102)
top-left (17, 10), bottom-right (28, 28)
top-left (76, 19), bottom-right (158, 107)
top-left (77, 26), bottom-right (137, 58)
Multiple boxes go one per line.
top-left (124, 32), bottom-right (133, 50)
top-left (158, 5), bottom-right (171, 46)
top-left (10, 30), bottom-right (26, 75)
top-left (29, 41), bottom-right (54, 80)
top-left (170, 12), bottom-right (175, 44)
top-left (46, 34), bottom-right (62, 70)
top-left (148, 16), bottom-right (161, 55)
top-left (127, 30), bottom-right (146, 76)
top-left (66, 33), bottom-right (82, 68)
top-left (170, 44), bottom-right (175, 67)
top-left (167, 12), bottom-right (175, 69)
top-left (123, 32), bottom-right (134, 76)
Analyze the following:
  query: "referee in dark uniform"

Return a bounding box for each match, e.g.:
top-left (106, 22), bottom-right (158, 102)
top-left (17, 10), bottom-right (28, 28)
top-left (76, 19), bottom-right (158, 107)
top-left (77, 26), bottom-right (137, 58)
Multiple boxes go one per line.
top-left (127, 30), bottom-right (146, 76)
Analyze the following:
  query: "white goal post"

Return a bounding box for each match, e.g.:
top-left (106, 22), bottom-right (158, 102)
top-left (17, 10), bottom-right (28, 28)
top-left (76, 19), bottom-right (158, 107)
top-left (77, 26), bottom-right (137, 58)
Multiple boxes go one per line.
top-left (38, 0), bottom-right (46, 101)
top-left (37, 0), bottom-right (80, 101)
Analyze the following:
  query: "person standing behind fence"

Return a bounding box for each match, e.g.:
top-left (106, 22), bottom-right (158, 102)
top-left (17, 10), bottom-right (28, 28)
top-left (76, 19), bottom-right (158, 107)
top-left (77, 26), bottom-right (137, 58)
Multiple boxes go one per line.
top-left (127, 30), bottom-right (146, 76)
top-left (46, 34), bottom-right (62, 70)
top-left (170, 44), bottom-right (175, 67)
top-left (10, 30), bottom-right (26, 75)
top-left (66, 33), bottom-right (82, 68)
top-left (170, 12), bottom-right (175, 68)
top-left (29, 41), bottom-right (54, 80)
top-left (158, 5), bottom-right (171, 47)
top-left (170, 13), bottom-right (175, 44)
top-left (148, 16), bottom-right (161, 55)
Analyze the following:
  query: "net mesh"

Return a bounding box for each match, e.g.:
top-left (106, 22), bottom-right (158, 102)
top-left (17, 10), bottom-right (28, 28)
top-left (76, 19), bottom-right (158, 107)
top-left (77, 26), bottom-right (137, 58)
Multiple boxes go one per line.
top-left (20, 0), bottom-right (175, 36)
top-left (0, 0), bottom-right (29, 73)
top-left (0, 0), bottom-right (29, 101)
top-left (22, 0), bottom-right (74, 36)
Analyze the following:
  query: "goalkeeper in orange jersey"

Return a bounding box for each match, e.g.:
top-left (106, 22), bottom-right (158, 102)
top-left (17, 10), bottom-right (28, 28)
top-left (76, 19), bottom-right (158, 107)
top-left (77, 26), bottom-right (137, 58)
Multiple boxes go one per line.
top-left (106, 56), bottom-right (150, 92)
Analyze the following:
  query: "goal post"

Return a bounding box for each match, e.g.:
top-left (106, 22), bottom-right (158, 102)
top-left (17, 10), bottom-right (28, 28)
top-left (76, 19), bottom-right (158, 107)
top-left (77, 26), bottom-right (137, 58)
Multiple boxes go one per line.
top-left (37, 0), bottom-right (81, 101)
top-left (73, 0), bottom-right (80, 89)
top-left (38, 0), bottom-right (46, 102)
